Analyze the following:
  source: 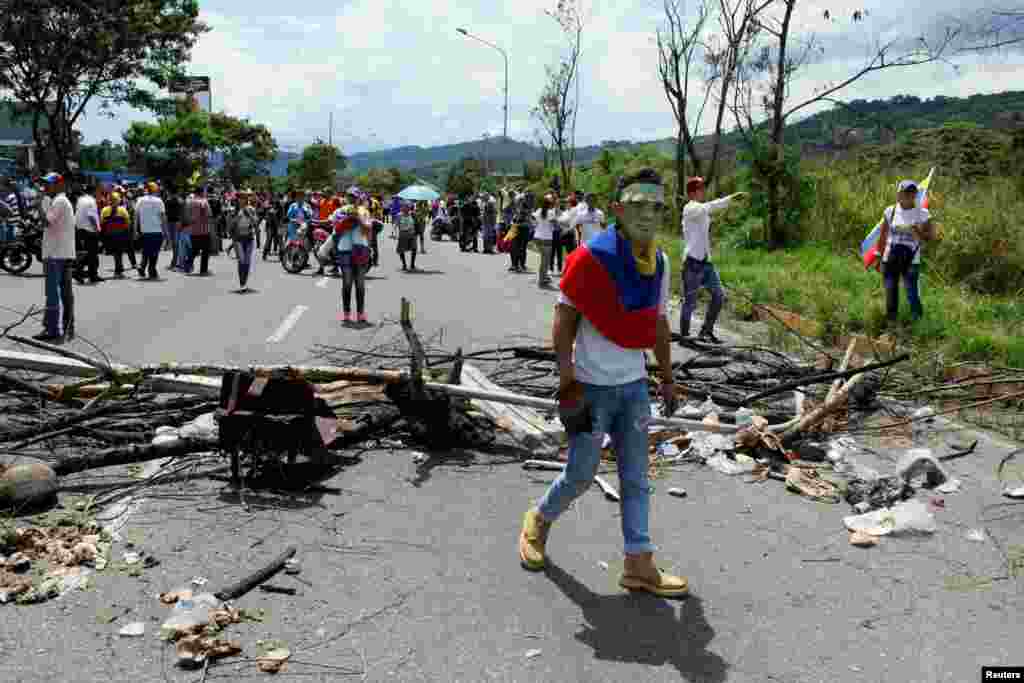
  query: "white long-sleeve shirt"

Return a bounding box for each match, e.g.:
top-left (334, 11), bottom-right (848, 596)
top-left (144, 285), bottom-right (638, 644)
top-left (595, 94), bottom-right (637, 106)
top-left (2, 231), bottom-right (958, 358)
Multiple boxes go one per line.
top-left (681, 195), bottom-right (734, 262)
top-left (571, 205), bottom-right (605, 244)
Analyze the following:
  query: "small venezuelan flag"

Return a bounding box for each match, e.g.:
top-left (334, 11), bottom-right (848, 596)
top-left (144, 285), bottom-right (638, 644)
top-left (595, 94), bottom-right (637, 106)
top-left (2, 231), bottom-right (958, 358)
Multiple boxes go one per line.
top-left (861, 168), bottom-right (934, 270)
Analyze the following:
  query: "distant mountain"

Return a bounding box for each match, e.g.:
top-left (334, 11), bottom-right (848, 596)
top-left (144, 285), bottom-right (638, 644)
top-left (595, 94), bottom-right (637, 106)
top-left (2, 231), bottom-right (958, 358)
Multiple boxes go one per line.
top-left (328, 91), bottom-right (1024, 177)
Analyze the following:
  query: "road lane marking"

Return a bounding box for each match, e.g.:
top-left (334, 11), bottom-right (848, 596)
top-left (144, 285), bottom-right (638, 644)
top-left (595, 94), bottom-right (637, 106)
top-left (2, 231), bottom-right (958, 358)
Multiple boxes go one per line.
top-left (266, 304), bottom-right (309, 343)
top-left (316, 277), bottom-right (330, 289)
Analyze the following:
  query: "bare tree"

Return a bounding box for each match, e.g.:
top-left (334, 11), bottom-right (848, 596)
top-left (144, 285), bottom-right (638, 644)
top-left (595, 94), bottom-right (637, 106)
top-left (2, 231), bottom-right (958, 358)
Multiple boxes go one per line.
top-left (731, 3), bottom-right (959, 246)
top-left (657, 0), bottom-right (711, 197)
top-left (532, 0), bottom-right (585, 193)
top-left (955, 4), bottom-right (1024, 52)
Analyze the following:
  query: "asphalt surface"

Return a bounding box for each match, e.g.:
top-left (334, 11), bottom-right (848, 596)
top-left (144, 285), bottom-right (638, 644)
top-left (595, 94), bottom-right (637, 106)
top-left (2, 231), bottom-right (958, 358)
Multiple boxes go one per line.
top-left (1, 235), bottom-right (1022, 683)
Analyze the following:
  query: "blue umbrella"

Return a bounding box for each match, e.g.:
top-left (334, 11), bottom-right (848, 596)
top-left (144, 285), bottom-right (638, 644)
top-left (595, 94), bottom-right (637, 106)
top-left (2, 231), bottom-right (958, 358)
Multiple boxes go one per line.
top-left (397, 184), bottom-right (440, 202)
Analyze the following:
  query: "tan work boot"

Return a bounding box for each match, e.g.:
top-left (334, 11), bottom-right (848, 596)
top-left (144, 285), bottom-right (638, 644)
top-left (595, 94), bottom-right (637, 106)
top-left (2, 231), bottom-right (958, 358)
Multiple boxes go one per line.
top-left (518, 509), bottom-right (551, 571)
top-left (620, 552), bottom-right (689, 598)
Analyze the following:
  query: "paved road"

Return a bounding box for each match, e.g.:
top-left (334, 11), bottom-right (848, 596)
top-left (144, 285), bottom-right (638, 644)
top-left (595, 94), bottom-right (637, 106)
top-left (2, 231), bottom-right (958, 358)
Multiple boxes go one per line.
top-left (1, 238), bottom-right (1022, 683)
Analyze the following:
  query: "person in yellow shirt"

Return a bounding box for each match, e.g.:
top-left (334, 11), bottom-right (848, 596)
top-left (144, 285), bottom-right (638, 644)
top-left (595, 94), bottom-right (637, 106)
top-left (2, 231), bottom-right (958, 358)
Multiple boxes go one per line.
top-left (100, 192), bottom-right (133, 278)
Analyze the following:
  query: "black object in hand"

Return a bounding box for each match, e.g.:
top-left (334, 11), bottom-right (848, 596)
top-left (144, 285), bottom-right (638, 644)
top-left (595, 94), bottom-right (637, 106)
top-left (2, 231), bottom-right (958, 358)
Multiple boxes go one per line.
top-left (559, 398), bottom-right (594, 435)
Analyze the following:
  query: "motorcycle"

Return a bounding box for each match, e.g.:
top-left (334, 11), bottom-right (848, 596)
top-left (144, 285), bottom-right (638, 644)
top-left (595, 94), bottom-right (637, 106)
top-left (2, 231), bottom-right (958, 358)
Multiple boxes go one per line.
top-left (280, 220), bottom-right (330, 274)
top-left (430, 215), bottom-right (459, 242)
top-left (1, 221), bottom-right (94, 281)
top-left (0, 223), bottom-right (42, 274)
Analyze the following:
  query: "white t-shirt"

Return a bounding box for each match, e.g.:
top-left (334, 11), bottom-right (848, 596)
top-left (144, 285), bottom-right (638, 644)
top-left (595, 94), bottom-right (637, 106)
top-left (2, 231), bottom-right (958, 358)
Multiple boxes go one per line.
top-left (134, 195), bottom-right (166, 234)
top-left (75, 194), bottom-right (99, 232)
top-left (572, 206), bottom-right (605, 244)
top-left (557, 254), bottom-right (671, 386)
top-left (532, 209), bottom-right (556, 241)
top-left (42, 193), bottom-right (75, 260)
top-left (882, 205), bottom-right (930, 266)
top-left (682, 195), bottom-right (732, 262)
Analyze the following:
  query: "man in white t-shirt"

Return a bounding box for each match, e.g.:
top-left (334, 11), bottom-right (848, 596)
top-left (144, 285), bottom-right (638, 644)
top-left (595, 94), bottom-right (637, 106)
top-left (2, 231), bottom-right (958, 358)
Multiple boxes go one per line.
top-left (134, 181), bottom-right (167, 279)
top-left (518, 168), bottom-right (688, 599)
top-left (74, 183), bottom-right (102, 284)
top-left (35, 173), bottom-right (76, 342)
top-left (570, 193), bottom-right (605, 245)
top-left (680, 176), bottom-right (746, 344)
top-left (877, 179), bottom-right (933, 322)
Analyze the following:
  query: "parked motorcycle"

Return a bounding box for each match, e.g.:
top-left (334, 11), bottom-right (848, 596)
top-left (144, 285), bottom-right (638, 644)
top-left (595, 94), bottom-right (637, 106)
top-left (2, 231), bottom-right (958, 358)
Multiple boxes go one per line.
top-left (1, 222), bottom-right (92, 281)
top-left (0, 223), bottom-right (42, 274)
top-left (430, 216), bottom-right (459, 242)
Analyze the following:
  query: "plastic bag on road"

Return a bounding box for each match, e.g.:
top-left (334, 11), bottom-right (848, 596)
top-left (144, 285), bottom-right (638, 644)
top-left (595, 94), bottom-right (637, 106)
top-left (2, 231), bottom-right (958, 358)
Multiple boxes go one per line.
top-left (152, 412), bottom-right (218, 446)
top-left (691, 432), bottom-right (734, 460)
top-left (843, 499), bottom-right (937, 536)
top-left (160, 592), bottom-right (222, 640)
top-left (707, 453), bottom-right (756, 476)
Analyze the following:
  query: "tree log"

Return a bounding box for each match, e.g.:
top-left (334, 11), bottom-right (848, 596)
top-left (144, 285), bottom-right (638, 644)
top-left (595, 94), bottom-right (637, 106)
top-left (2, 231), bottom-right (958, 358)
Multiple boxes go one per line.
top-left (52, 436), bottom-right (216, 476)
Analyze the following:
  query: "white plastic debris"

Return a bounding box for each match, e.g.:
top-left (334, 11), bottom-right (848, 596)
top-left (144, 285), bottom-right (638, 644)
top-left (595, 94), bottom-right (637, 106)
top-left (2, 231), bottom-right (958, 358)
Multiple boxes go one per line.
top-left (1004, 486), bottom-right (1024, 500)
top-left (657, 443), bottom-right (681, 458)
top-left (897, 448), bottom-right (948, 487)
top-left (525, 649), bottom-right (543, 659)
top-left (965, 529), bottom-right (987, 543)
top-left (411, 451), bottom-right (428, 465)
top-left (160, 593), bottom-right (222, 640)
top-left (190, 576), bottom-right (207, 587)
top-left (706, 453), bottom-right (756, 476)
top-left (152, 412), bottom-right (218, 446)
top-left (937, 479), bottom-right (961, 494)
top-left (667, 487), bottom-right (688, 498)
top-left (910, 406), bottom-right (937, 444)
top-left (119, 622), bottom-right (146, 637)
top-left (690, 432), bottom-right (733, 460)
top-left (284, 558), bottom-right (301, 575)
top-left (679, 402), bottom-right (703, 418)
top-left (734, 407), bottom-right (754, 427)
top-left (843, 499), bottom-right (936, 536)
top-left (699, 398), bottom-right (719, 416)
top-left (598, 561), bottom-right (609, 570)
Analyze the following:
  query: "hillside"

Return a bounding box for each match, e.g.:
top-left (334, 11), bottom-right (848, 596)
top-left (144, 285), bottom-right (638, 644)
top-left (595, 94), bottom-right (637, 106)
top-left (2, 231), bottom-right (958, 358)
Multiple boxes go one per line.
top-left (310, 91), bottom-right (1024, 180)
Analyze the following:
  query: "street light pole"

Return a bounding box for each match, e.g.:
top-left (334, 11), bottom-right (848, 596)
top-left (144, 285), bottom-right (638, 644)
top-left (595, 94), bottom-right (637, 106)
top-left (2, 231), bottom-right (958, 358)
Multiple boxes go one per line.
top-left (456, 28), bottom-right (509, 141)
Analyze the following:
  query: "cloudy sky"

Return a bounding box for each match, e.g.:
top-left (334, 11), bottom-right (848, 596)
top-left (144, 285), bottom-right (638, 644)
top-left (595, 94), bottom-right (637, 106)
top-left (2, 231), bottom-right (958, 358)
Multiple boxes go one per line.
top-left (78, 0), bottom-right (1023, 154)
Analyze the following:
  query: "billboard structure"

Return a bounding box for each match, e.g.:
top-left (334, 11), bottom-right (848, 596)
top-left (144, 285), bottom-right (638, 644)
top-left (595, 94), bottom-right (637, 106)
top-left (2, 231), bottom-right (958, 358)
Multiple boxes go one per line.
top-left (169, 76), bottom-right (211, 114)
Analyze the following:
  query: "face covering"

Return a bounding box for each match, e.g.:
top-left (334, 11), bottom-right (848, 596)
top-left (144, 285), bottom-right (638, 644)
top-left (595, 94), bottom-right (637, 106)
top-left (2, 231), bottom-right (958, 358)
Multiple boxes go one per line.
top-left (618, 187), bottom-right (665, 276)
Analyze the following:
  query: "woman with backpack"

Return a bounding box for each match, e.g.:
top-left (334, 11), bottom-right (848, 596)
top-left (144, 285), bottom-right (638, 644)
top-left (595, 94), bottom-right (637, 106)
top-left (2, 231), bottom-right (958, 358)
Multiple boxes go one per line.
top-left (877, 179), bottom-right (936, 323)
top-left (230, 190), bottom-right (260, 292)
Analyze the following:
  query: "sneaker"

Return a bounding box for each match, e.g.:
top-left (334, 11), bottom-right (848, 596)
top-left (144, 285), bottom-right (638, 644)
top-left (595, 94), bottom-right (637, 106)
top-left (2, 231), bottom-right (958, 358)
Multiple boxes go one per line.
top-left (357, 312), bottom-right (368, 324)
top-left (619, 552), bottom-right (689, 598)
top-left (31, 332), bottom-right (63, 343)
top-left (338, 312), bottom-right (352, 323)
top-left (698, 331), bottom-right (724, 345)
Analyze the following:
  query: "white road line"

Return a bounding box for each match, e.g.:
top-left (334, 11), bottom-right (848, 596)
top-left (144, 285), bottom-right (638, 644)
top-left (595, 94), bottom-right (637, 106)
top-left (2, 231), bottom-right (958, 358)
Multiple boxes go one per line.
top-left (316, 276), bottom-right (330, 289)
top-left (266, 305), bottom-right (309, 343)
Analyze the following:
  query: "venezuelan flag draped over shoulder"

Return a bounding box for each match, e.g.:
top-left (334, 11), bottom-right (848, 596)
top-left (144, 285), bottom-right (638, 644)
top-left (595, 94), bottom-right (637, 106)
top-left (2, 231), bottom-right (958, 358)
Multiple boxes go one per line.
top-left (559, 228), bottom-right (664, 349)
top-left (860, 168), bottom-right (935, 270)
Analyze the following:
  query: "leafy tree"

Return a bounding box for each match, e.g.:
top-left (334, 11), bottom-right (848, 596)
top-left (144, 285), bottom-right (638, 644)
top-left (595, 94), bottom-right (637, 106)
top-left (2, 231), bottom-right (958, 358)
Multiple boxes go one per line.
top-left (446, 157), bottom-right (484, 196)
top-left (287, 143), bottom-right (346, 191)
top-left (124, 110), bottom-right (277, 189)
top-left (0, 0), bottom-right (207, 174)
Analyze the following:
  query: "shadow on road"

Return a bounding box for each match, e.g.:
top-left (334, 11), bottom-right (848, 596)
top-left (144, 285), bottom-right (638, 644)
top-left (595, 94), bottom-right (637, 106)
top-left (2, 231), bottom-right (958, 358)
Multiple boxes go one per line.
top-left (403, 269), bottom-right (445, 276)
top-left (544, 562), bottom-right (729, 683)
top-left (0, 272), bottom-right (44, 279)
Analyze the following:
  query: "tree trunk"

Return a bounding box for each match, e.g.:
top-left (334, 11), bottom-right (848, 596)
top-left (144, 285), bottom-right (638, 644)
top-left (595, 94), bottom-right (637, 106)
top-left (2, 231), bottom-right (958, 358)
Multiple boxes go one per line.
top-left (767, 0), bottom-right (796, 248)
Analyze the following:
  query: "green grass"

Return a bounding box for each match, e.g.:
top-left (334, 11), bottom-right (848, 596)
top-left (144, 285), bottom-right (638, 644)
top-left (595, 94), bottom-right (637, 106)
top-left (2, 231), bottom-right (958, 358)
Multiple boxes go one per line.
top-left (658, 232), bottom-right (1024, 369)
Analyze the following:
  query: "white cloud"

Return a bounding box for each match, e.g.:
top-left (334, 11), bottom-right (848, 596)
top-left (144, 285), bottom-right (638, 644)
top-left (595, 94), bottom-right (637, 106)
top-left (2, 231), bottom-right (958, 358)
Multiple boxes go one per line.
top-left (76, 0), bottom-right (1024, 155)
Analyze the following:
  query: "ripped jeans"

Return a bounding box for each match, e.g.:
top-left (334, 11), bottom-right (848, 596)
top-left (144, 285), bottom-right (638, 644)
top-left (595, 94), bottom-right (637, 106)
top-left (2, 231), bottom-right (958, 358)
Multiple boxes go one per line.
top-left (537, 379), bottom-right (654, 555)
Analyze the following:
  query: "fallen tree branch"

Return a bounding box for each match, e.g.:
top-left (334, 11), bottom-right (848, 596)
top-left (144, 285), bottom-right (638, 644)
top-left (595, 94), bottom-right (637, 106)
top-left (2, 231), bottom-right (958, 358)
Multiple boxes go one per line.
top-left (827, 340), bottom-right (858, 405)
top-left (52, 436), bottom-right (215, 476)
top-left (214, 546), bottom-right (297, 602)
top-left (781, 371), bottom-right (869, 439)
top-left (746, 354), bottom-right (909, 404)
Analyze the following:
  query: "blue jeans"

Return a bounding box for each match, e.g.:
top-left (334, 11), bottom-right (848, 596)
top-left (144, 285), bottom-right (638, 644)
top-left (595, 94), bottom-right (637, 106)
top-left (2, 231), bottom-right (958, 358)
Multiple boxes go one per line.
top-left (287, 222), bottom-right (300, 242)
top-left (0, 222), bottom-right (13, 242)
top-left (537, 379), bottom-right (655, 555)
top-left (680, 257), bottom-right (725, 336)
top-left (177, 232), bottom-right (192, 271)
top-left (883, 263), bottom-right (923, 320)
top-left (43, 258), bottom-right (74, 336)
top-left (139, 233), bottom-right (163, 277)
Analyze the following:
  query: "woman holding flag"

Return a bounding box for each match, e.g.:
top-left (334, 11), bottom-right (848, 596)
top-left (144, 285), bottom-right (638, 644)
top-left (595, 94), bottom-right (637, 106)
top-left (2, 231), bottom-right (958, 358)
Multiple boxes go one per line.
top-left (862, 170), bottom-right (936, 323)
top-left (330, 203), bottom-right (372, 324)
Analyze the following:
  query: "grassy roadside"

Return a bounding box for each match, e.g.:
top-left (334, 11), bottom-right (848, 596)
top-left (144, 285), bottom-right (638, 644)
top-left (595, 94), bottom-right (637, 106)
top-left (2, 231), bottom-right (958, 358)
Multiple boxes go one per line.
top-left (657, 229), bottom-right (1024, 369)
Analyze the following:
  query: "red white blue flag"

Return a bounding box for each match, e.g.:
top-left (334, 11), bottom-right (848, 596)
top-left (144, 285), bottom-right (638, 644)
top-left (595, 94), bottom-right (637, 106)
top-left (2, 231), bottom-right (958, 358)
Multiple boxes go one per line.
top-left (861, 168), bottom-right (934, 270)
top-left (559, 228), bottom-right (664, 349)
